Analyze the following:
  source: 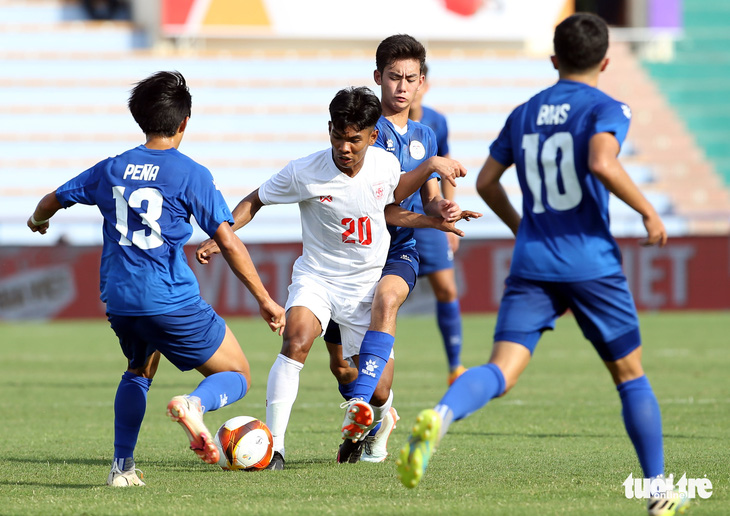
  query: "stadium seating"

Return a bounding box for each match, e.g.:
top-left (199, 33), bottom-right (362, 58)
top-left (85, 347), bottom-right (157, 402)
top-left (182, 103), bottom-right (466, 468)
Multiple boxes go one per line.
top-left (2, 0), bottom-right (727, 245)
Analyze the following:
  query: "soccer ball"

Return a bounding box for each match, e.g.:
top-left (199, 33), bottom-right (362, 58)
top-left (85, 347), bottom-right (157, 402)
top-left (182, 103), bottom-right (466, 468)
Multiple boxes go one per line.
top-left (213, 416), bottom-right (273, 470)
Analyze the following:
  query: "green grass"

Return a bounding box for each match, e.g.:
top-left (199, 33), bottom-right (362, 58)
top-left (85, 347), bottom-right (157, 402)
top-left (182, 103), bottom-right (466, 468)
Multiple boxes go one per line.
top-left (1, 313), bottom-right (728, 515)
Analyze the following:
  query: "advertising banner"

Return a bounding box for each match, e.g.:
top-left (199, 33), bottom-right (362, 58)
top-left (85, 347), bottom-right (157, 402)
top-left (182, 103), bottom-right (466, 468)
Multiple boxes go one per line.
top-left (2, 236), bottom-right (728, 321)
top-left (160, 0), bottom-right (571, 42)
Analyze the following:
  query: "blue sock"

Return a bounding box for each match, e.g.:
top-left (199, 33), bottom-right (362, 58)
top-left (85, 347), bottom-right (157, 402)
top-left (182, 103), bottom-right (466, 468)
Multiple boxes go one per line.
top-left (617, 375), bottom-right (664, 478)
top-left (438, 363), bottom-right (505, 421)
top-left (437, 300), bottom-right (462, 370)
top-left (338, 379), bottom-right (356, 401)
top-left (351, 331), bottom-right (394, 402)
top-left (113, 371), bottom-right (152, 463)
top-left (191, 371), bottom-right (248, 412)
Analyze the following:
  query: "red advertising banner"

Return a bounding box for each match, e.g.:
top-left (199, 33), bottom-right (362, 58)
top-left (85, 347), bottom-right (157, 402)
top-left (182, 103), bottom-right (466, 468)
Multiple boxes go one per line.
top-left (1, 237), bottom-right (728, 320)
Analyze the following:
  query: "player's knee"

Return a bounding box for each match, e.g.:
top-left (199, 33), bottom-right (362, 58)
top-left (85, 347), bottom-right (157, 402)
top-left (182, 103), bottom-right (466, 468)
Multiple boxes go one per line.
top-left (281, 335), bottom-right (312, 363)
top-left (433, 282), bottom-right (457, 302)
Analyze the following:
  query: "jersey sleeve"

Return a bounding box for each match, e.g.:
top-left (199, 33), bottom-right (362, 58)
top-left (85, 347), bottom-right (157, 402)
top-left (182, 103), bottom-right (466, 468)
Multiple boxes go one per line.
top-left (55, 162), bottom-right (104, 208)
top-left (184, 166), bottom-right (234, 238)
top-left (592, 100), bottom-right (631, 146)
top-left (258, 161), bottom-right (303, 205)
top-left (488, 109), bottom-right (517, 167)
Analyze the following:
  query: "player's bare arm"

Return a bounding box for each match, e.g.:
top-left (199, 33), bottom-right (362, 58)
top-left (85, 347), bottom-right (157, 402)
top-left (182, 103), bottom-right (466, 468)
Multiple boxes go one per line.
top-left (419, 176), bottom-right (462, 222)
top-left (588, 132), bottom-right (667, 247)
top-left (27, 190), bottom-right (63, 235)
top-left (197, 188), bottom-right (264, 264)
top-left (476, 155), bottom-right (521, 236)
top-left (212, 220), bottom-right (285, 335)
top-left (393, 156), bottom-right (466, 203)
top-left (384, 204), bottom-right (482, 237)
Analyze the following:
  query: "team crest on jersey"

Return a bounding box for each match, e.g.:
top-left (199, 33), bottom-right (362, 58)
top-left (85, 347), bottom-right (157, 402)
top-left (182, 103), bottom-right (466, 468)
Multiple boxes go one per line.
top-left (320, 195), bottom-right (333, 203)
top-left (372, 181), bottom-right (385, 200)
top-left (409, 140), bottom-right (426, 160)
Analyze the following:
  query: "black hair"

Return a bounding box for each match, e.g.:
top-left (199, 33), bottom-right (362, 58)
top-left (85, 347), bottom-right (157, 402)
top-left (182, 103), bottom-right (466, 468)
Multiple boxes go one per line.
top-left (328, 86), bottom-right (382, 132)
top-left (375, 34), bottom-right (426, 74)
top-left (128, 71), bottom-right (192, 137)
top-left (553, 13), bottom-right (609, 73)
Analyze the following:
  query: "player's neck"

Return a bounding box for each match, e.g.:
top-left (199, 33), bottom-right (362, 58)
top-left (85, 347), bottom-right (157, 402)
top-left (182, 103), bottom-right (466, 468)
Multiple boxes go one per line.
top-left (144, 133), bottom-right (183, 150)
top-left (384, 109), bottom-right (410, 131)
top-left (409, 105), bottom-right (423, 123)
top-left (558, 72), bottom-right (600, 88)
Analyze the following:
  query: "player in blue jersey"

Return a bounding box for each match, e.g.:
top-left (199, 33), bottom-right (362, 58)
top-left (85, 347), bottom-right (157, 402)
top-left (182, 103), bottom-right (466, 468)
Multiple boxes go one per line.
top-left (397, 15), bottom-right (684, 516)
top-left (409, 63), bottom-right (467, 385)
top-left (27, 71), bottom-right (286, 487)
top-left (330, 34), bottom-right (481, 464)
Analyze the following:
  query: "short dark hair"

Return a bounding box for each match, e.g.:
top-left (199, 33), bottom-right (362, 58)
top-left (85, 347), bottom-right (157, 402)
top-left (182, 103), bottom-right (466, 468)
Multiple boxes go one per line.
top-left (375, 34), bottom-right (426, 74)
top-left (329, 87), bottom-right (382, 132)
top-left (128, 71), bottom-right (192, 137)
top-left (553, 13), bottom-right (609, 73)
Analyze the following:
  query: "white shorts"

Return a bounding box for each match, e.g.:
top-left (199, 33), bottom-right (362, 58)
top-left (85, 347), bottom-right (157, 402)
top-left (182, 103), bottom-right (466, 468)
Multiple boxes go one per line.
top-left (285, 273), bottom-right (373, 359)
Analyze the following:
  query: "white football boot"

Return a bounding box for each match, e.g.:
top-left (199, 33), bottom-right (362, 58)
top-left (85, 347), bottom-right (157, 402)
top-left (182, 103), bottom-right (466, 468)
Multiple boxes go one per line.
top-left (167, 395), bottom-right (219, 464)
top-left (107, 463), bottom-right (145, 487)
top-left (361, 407), bottom-right (400, 463)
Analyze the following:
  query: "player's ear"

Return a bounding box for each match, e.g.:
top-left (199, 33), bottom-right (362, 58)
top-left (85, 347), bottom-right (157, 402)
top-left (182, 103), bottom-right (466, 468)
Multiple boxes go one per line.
top-left (178, 116), bottom-right (189, 134)
top-left (374, 69), bottom-right (382, 86)
top-left (328, 121), bottom-right (333, 134)
top-left (600, 57), bottom-right (609, 72)
top-left (368, 128), bottom-right (379, 145)
top-left (550, 55), bottom-right (559, 70)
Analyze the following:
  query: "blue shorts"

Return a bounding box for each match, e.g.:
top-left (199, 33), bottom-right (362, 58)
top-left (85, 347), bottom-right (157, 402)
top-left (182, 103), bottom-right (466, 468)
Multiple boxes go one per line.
top-left (414, 227), bottom-right (453, 277)
top-left (494, 273), bottom-right (640, 362)
top-left (107, 298), bottom-right (227, 372)
top-left (382, 244), bottom-right (419, 292)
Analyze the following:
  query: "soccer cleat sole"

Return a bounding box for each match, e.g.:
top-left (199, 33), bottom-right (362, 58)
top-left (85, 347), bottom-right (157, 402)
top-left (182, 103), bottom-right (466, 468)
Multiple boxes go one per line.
top-left (341, 401), bottom-right (374, 441)
top-left (167, 398), bottom-right (220, 465)
top-left (396, 409), bottom-right (441, 489)
top-left (337, 438), bottom-right (365, 464)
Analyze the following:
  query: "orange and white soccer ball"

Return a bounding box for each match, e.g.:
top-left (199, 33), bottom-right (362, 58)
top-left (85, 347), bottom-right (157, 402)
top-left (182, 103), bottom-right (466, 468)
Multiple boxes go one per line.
top-left (213, 416), bottom-right (273, 470)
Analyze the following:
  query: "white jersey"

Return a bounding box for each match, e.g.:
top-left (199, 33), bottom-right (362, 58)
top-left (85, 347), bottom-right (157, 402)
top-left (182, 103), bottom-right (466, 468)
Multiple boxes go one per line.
top-left (258, 146), bottom-right (401, 299)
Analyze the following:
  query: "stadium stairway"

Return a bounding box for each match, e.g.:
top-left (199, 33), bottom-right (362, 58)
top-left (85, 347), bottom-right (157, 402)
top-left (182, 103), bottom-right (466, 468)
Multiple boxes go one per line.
top-left (643, 0), bottom-right (730, 191)
top-left (1, 0), bottom-right (724, 245)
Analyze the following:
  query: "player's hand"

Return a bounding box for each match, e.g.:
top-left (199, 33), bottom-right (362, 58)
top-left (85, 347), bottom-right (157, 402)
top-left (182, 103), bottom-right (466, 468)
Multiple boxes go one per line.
top-left (437, 199), bottom-right (462, 222)
top-left (196, 238), bottom-right (221, 264)
top-left (640, 214), bottom-right (667, 247)
top-left (259, 299), bottom-right (286, 336)
top-left (27, 216), bottom-right (49, 235)
top-left (430, 157), bottom-right (467, 187)
top-left (458, 209), bottom-right (482, 222)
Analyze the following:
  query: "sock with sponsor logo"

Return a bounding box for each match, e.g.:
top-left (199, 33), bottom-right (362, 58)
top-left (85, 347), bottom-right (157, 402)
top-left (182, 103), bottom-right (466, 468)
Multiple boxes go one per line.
top-left (113, 371), bottom-right (152, 466)
top-left (437, 300), bottom-right (463, 370)
top-left (350, 331), bottom-right (394, 402)
top-left (191, 371), bottom-right (248, 412)
top-left (617, 375), bottom-right (664, 478)
top-left (437, 363), bottom-right (505, 422)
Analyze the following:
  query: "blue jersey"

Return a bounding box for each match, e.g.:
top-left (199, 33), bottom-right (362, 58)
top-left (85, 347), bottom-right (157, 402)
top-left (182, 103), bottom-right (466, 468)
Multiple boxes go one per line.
top-left (55, 145), bottom-right (234, 315)
top-left (489, 79), bottom-right (631, 282)
top-left (420, 106), bottom-right (450, 157)
top-left (374, 116), bottom-right (439, 249)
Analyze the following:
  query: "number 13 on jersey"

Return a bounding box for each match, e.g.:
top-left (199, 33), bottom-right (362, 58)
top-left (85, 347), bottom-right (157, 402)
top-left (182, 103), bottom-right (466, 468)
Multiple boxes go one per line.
top-left (112, 185), bottom-right (164, 249)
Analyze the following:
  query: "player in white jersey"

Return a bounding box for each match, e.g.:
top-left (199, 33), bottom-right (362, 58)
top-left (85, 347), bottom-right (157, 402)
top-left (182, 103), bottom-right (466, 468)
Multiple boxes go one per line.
top-left (196, 87), bottom-right (468, 469)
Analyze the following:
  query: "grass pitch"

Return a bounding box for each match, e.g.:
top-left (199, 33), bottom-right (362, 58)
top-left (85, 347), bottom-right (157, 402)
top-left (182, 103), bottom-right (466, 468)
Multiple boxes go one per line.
top-left (1, 312), bottom-right (727, 515)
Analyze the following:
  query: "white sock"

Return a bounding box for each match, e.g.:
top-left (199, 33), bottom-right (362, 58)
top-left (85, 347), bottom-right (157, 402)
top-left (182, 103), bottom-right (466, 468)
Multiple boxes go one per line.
top-left (371, 389), bottom-right (394, 425)
top-left (266, 354), bottom-right (303, 458)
